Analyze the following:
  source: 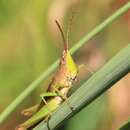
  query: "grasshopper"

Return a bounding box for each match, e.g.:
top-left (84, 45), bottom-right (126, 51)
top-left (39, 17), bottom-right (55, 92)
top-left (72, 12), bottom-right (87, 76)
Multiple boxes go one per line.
top-left (16, 20), bottom-right (79, 130)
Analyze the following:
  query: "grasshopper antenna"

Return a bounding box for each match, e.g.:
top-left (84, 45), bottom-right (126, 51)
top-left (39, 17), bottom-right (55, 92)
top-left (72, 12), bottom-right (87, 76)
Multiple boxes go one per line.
top-left (55, 20), bottom-right (68, 51)
top-left (66, 11), bottom-right (75, 44)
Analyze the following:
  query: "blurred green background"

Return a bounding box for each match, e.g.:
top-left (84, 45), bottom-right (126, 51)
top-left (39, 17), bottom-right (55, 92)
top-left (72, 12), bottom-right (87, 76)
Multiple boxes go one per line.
top-left (0, 0), bottom-right (130, 130)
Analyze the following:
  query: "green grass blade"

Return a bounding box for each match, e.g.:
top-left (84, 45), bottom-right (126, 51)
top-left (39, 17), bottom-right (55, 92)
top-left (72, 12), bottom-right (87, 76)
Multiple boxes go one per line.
top-left (33, 44), bottom-right (130, 130)
top-left (0, 1), bottom-right (130, 124)
top-left (119, 120), bottom-right (130, 130)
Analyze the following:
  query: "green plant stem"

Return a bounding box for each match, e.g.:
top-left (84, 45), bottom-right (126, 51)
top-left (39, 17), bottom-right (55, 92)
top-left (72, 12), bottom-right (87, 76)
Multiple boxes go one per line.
top-left (0, 2), bottom-right (130, 124)
top-left (34, 44), bottom-right (130, 130)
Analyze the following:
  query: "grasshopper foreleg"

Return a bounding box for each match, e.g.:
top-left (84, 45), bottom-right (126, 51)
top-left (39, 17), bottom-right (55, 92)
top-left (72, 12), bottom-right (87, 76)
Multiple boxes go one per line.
top-left (52, 87), bottom-right (75, 112)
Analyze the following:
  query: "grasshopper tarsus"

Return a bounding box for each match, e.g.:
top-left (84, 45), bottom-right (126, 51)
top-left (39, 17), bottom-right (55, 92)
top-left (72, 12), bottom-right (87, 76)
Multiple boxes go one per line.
top-left (69, 106), bottom-right (75, 113)
top-left (47, 119), bottom-right (51, 130)
top-left (44, 114), bottom-right (51, 130)
top-left (65, 101), bottom-right (75, 113)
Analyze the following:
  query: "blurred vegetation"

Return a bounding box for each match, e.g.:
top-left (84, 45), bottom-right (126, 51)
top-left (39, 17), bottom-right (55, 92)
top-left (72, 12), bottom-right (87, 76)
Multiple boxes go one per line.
top-left (0, 0), bottom-right (130, 130)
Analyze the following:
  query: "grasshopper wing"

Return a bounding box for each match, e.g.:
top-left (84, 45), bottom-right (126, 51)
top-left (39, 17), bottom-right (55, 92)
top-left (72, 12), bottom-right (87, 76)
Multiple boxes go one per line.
top-left (16, 98), bottom-right (61, 130)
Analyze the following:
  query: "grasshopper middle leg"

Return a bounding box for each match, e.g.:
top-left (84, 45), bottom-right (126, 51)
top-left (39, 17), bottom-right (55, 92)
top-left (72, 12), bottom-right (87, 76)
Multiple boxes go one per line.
top-left (40, 92), bottom-right (58, 114)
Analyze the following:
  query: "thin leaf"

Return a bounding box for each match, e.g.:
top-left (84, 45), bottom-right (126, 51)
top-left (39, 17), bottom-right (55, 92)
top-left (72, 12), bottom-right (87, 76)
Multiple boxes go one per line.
top-left (33, 44), bottom-right (130, 130)
top-left (119, 120), bottom-right (130, 130)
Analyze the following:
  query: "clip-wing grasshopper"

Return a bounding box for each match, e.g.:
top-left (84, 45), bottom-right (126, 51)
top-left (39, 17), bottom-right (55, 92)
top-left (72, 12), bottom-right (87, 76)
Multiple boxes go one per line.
top-left (16, 20), bottom-right (79, 130)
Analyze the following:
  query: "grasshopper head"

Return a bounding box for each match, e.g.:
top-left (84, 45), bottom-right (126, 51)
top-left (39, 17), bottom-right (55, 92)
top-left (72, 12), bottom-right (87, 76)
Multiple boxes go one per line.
top-left (55, 20), bottom-right (78, 85)
top-left (60, 49), bottom-right (78, 85)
